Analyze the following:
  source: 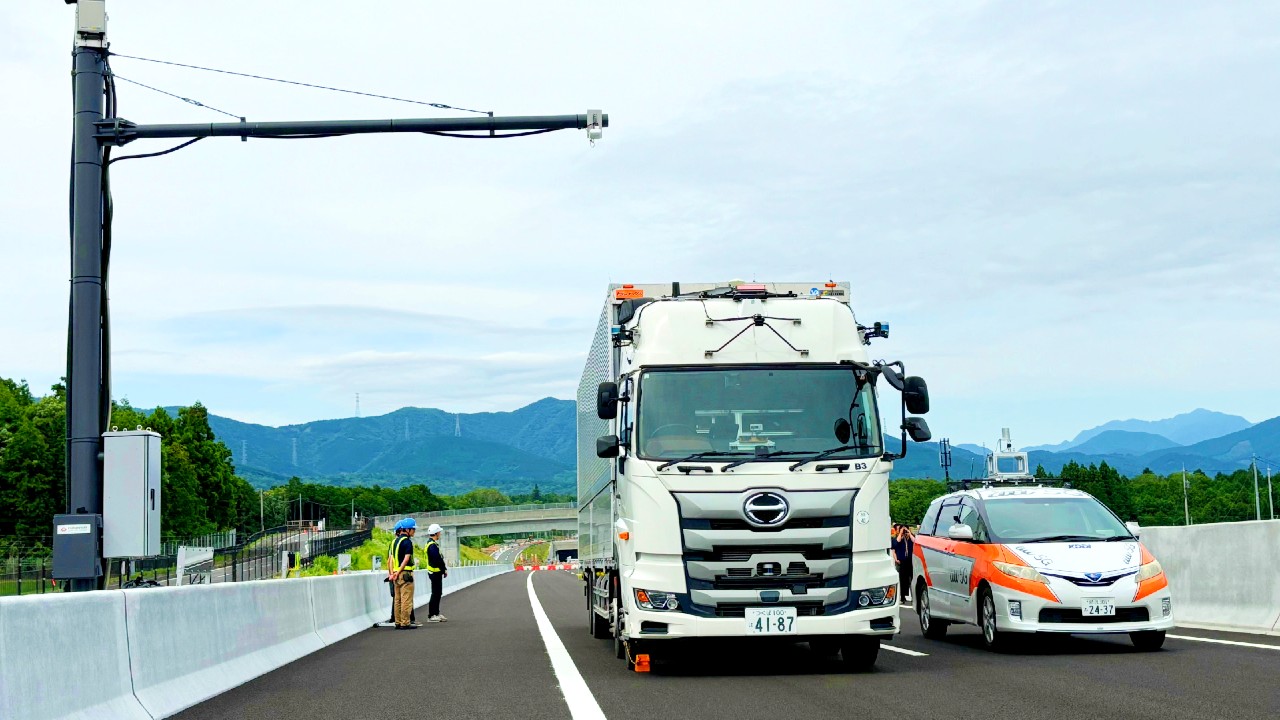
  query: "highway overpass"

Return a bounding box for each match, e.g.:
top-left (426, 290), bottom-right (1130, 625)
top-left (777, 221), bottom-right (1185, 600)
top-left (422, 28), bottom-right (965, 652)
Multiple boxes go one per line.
top-left (372, 503), bottom-right (577, 565)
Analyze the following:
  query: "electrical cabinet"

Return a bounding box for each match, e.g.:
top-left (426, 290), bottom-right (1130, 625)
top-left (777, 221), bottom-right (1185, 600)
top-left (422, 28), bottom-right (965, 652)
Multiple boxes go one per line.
top-left (102, 429), bottom-right (162, 558)
top-left (52, 513), bottom-right (102, 579)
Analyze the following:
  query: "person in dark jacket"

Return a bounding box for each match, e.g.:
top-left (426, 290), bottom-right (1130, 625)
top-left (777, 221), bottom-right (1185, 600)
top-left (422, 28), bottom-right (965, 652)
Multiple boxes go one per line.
top-left (387, 520), bottom-right (418, 627)
top-left (891, 523), bottom-right (915, 604)
top-left (389, 519), bottom-right (419, 629)
top-left (424, 523), bottom-right (449, 622)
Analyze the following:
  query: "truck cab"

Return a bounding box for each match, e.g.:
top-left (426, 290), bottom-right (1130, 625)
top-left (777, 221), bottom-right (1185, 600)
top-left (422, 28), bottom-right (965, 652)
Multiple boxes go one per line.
top-left (578, 282), bottom-right (931, 671)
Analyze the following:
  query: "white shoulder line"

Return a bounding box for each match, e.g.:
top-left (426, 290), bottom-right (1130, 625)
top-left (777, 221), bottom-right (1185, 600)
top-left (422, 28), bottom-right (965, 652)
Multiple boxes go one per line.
top-left (527, 571), bottom-right (608, 720)
top-left (1167, 634), bottom-right (1280, 651)
top-left (882, 644), bottom-right (929, 657)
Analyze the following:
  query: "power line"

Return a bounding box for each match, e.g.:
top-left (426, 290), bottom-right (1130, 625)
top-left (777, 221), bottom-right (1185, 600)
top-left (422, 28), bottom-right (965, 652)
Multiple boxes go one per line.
top-left (110, 73), bottom-right (241, 119)
top-left (109, 52), bottom-right (491, 115)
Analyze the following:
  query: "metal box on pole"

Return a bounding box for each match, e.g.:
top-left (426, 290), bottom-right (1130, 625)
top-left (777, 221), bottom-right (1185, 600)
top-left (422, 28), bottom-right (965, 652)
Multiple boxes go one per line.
top-left (52, 514), bottom-right (103, 580)
top-left (102, 429), bottom-right (163, 558)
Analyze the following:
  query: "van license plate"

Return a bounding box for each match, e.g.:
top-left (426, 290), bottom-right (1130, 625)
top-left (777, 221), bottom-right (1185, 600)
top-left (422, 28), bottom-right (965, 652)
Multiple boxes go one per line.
top-left (746, 607), bottom-right (797, 634)
top-left (1082, 598), bottom-right (1115, 616)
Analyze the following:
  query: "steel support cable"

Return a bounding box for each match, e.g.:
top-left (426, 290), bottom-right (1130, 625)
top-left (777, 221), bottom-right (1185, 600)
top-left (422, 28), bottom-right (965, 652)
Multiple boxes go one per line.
top-left (108, 52), bottom-right (491, 115)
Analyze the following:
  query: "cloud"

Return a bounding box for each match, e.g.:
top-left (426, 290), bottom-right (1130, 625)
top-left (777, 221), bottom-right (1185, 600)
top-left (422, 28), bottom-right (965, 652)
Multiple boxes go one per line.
top-left (3, 1), bottom-right (1277, 444)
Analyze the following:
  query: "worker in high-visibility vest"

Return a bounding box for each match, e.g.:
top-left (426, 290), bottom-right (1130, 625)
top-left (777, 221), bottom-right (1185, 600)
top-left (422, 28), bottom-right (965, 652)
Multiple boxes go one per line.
top-left (388, 518), bottom-right (418, 629)
top-left (386, 520), bottom-right (419, 627)
top-left (424, 523), bottom-right (449, 622)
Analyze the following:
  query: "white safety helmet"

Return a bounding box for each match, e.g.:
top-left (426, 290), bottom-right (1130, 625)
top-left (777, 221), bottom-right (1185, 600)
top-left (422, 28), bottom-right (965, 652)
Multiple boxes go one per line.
top-left (427, 523), bottom-right (444, 536)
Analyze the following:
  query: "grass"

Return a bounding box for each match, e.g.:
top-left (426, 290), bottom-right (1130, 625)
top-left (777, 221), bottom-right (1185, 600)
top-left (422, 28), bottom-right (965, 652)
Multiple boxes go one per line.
top-left (516, 542), bottom-right (549, 565)
top-left (459, 544), bottom-right (493, 564)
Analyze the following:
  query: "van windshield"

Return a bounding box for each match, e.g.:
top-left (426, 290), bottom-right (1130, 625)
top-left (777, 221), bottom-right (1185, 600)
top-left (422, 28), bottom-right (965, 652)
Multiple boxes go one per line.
top-left (983, 497), bottom-right (1133, 543)
top-left (635, 366), bottom-right (881, 460)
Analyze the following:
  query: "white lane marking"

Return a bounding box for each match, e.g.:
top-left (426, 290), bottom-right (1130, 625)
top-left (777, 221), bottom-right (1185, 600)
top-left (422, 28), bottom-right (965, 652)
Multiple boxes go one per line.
top-left (881, 644), bottom-right (929, 657)
top-left (1167, 634), bottom-right (1280, 651)
top-left (527, 571), bottom-right (608, 720)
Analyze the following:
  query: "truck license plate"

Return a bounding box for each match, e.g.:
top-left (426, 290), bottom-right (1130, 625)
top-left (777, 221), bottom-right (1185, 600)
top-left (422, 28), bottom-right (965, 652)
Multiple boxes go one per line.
top-left (1082, 598), bottom-right (1115, 616)
top-left (746, 607), bottom-right (797, 635)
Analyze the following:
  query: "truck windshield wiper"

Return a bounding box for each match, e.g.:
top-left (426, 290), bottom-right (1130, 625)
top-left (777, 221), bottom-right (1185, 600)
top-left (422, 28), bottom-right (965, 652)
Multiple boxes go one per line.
top-left (655, 451), bottom-right (751, 472)
top-left (1025, 534), bottom-right (1098, 543)
top-left (1100, 535), bottom-right (1136, 542)
top-left (786, 445), bottom-right (864, 472)
top-left (718, 450), bottom-right (811, 472)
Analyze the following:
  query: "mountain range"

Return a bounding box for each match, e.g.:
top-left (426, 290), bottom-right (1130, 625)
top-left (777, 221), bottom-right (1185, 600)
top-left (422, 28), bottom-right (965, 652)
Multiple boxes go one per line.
top-left (195, 401), bottom-right (1275, 493)
top-left (198, 398), bottom-right (576, 495)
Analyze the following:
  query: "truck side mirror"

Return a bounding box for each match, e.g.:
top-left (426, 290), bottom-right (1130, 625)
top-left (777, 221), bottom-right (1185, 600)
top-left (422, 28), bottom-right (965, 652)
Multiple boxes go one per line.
top-left (905, 416), bottom-right (931, 443)
top-left (904, 376), bottom-right (929, 414)
top-left (597, 382), bottom-right (619, 420)
top-left (596, 435), bottom-right (620, 458)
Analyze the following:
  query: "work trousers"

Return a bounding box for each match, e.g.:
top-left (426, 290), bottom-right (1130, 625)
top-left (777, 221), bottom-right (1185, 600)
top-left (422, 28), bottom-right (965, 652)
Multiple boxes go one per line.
top-left (394, 573), bottom-right (415, 627)
top-left (428, 572), bottom-right (443, 617)
top-left (898, 562), bottom-right (913, 601)
top-left (389, 578), bottom-right (415, 623)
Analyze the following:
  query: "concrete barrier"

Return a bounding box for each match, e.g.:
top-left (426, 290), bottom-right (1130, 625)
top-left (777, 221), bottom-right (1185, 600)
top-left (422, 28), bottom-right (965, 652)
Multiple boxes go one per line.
top-left (310, 572), bottom-right (383, 644)
top-left (0, 564), bottom-right (513, 719)
top-left (125, 578), bottom-right (325, 718)
top-left (1141, 519), bottom-right (1280, 634)
top-left (0, 591), bottom-right (149, 720)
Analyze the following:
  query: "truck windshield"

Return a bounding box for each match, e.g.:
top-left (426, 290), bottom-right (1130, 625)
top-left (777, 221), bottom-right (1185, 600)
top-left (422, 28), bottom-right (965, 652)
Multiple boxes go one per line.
top-left (635, 367), bottom-right (881, 461)
top-left (982, 497), bottom-right (1133, 543)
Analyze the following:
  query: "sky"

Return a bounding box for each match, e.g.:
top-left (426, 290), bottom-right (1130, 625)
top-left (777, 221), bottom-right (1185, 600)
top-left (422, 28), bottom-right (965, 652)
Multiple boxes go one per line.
top-left (1, 1), bottom-right (1277, 447)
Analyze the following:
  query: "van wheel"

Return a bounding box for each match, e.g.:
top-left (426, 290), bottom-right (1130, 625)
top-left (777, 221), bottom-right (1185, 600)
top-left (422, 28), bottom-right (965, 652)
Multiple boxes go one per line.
top-left (978, 586), bottom-right (1011, 652)
top-left (839, 635), bottom-right (880, 672)
top-left (1130, 630), bottom-right (1166, 651)
top-left (918, 583), bottom-right (948, 639)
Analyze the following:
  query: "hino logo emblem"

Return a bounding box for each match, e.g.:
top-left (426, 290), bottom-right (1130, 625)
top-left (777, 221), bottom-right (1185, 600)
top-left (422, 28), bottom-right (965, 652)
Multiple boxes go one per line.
top-left (1085, 572), bottom-right (1103, 583)
top-left (743, 492), bottom-right (789, 526)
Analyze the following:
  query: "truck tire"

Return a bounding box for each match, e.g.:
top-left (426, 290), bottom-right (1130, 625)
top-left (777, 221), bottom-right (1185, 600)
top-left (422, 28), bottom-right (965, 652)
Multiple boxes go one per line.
top-left (839, 635), bottom-right (879, 672)
top-left (917, 581), bottom-right (948, 639)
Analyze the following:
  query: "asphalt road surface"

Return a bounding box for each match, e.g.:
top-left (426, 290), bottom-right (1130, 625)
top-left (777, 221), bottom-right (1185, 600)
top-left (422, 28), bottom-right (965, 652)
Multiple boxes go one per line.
top-left (177, 570), bottom-right (1280, 720)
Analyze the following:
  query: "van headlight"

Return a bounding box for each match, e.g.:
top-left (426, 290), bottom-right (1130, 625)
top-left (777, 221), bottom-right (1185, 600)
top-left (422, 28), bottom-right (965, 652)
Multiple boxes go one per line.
top-left (1136, 560), bottom-right (1164, 582)
top-left (993, 561), bottom-right (1049, 584)
top-left (634, 588), bottom-right (680, 611)
top-left (855, 584), bottom-right (897, 607)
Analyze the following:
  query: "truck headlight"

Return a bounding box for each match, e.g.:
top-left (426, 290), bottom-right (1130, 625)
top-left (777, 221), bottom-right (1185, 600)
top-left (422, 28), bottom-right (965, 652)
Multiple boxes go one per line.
top-left (993, 561), bottom-right (1049, 584)
top-left (1136, 560), bottom-right (1164, 582)
top-left (855, 584), bottom-right (897, 607)
top-left (634, 588), bottom-right (680, 611)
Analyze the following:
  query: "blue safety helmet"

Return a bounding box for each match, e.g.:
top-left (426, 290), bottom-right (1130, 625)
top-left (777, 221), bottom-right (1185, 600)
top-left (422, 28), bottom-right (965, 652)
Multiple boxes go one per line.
top-left (402, 518), bottom-right (417, 530)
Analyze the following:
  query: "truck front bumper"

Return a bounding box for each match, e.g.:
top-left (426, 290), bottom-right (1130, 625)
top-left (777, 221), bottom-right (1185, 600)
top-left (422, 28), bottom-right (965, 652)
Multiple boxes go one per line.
top-left (625, 604), bottom-right (900, 640)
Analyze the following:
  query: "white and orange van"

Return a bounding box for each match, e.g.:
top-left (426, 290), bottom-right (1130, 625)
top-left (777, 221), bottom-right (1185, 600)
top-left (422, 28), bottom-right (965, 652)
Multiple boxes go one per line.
top-left (910, 486), bottom-right (1173, 651)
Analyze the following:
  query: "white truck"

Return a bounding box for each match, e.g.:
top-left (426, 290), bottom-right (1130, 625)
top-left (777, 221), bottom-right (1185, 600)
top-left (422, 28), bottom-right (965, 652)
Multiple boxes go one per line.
top-left (577, 281), bottom-right (932, 671)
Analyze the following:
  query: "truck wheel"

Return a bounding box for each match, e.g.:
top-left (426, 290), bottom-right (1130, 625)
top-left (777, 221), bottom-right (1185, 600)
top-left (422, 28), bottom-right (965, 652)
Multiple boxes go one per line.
top-left (1130, 630), bottom-right (1166, 651)
top-left (978, 586), bottom-right (1011, 652)
top-left (918, 582), bottom-right (948, 639)
top-left (839, 635), bottom-right (880, 672)
top-left (810, 638), bottom-right (840, 657)
top-left (612, 599), bottom-right (627, 659)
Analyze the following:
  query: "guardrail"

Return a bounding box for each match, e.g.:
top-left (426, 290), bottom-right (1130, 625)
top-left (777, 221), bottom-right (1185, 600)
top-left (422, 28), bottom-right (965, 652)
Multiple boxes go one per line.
top-left (0, 564), bottom-right (514, 720)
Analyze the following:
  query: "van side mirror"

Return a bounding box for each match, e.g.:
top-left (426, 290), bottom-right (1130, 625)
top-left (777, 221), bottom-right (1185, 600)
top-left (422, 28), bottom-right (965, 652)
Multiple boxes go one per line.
top-left (947, 524), bottom-right (974, 541)
top-left (596, 435), bottom-right (620, 458)
top-left (597, 382), bottom-right (619, 420)
top-left (904, 376), bottom-right (929, 414)
top-left (905, 416), bottom-right (931, 443)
